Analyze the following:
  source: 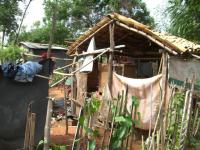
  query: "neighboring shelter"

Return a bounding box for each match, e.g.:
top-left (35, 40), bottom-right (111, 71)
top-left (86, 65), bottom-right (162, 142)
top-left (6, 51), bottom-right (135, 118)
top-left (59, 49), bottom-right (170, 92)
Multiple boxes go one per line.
top-left (20, 41), bottom-right (71, 68)
top-left (66, 13), bottom-right (200, 106)
top-left (0, 60), bottom-right (51, 149)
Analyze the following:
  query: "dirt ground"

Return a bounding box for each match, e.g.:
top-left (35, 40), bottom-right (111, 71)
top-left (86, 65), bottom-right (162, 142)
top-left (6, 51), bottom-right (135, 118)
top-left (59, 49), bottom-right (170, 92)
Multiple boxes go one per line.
top-left (49, 86), bottom-right (64, 99)
top-left (51, 120), bottom-right (75, 149)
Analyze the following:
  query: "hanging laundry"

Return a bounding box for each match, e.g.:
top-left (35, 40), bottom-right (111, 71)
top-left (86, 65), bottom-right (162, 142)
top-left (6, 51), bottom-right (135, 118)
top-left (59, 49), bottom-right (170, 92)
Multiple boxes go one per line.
top-left (1, 61), bottom-right (42, 82)
top-left (112, 73), bottom-right (170, 130)
top-left (80, 37), bottom-right (96, 73)
top-left (14, 61), bottom-right (42, 82)
top-left (1, 63), bottom-right (18, 79)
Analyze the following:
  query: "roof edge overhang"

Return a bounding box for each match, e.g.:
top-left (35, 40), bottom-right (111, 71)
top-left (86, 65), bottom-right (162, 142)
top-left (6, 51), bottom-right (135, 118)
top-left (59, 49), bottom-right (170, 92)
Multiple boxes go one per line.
top-left (67, 13), bottom-right (194, 56)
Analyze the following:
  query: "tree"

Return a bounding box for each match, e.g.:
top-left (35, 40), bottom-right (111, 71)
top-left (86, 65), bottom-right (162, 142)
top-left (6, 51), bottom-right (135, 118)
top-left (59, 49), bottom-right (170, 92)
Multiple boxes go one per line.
top-left (0, 0), bottom-right (22, 47)
top-left (65, 0), bottom-right (154, 37)
top-left (109, 0), bottom-right (154, 26)
top-left (15, 0), bottom-right (33, 44)
top-left (17, 0), bottom-right (154, 44)
top-left (167, 0), bottom-right (200, 42)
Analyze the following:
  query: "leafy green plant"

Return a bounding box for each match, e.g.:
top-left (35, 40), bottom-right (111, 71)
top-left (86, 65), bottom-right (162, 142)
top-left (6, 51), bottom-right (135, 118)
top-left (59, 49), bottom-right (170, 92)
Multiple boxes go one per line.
top-left (0, 44), bottom-right (25, 62)
top-left (78, 96), bottom-right (101, 150)
top-left (166, 91), bottom-right (185, 150)
top-left (110, 96), bottom-right (140, 150)
top-left (36, 140), bottom-right (66, 150)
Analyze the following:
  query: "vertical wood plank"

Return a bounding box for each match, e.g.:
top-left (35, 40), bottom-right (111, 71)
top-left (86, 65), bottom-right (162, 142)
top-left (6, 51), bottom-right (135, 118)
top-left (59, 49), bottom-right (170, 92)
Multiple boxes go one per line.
top-left (44, 98), bottom-right (53, 150)
top-left (23, 104), bottom-right (31, 150)
top-left (29, 113), bottom-right (36, 150)
top-left (160, 51), bottom-right (168, 150)
top-left (71, 56), bottom-right (77, 116)
top-left (108, 23), bottom-right (115, 91)
top-left (64, 81), bottom-right (68, 135)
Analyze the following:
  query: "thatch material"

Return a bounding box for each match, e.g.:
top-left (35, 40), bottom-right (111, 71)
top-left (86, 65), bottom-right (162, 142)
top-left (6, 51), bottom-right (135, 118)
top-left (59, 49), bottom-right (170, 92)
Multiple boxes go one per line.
top-left (154, 32), bottom-right (200, 53)
top-left (67, 13), bottom-right (200, 55)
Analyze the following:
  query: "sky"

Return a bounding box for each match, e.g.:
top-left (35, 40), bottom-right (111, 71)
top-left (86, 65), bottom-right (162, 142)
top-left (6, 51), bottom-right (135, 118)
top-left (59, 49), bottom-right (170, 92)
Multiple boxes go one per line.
top-left (21, 0), bottom-right (168, 30)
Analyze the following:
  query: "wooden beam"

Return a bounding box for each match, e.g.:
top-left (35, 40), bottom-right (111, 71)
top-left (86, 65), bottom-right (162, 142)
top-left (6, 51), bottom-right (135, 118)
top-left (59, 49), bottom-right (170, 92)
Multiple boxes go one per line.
top-left (50, 49), bottom-right (110, 88)
top-left (70, 45), bottom-right (125, 57)
top-left (108, 23), bottom-right (115, 90)
top-left (116, 21), bottom-right (178, 55)
top-left (69, 20), bottom-right (114, 54)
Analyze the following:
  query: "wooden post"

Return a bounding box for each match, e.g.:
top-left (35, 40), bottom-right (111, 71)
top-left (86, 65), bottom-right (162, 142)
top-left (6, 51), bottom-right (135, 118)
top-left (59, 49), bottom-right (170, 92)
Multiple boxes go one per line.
top-left (24, 104), bottom-right (32, 150)
top-left (47, 0), bottom-right (57, 58)
top-left (63, 80), bottom-right (68, 135)
top-left (108, 23), bottom-right (115, 90)
top-left (160, 51), bottom-right (168, 150)
top-left (29, 113), bottom-right (36, 150)
top-left (71, 56), bottom-right (77, 116)
top-left (44, 98), bottom-right (53, 150)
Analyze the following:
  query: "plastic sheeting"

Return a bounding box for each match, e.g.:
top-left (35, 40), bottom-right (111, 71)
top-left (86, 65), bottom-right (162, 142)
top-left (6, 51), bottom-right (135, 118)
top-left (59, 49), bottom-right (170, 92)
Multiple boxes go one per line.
top-left (0, 61), bottom-right (49, 150)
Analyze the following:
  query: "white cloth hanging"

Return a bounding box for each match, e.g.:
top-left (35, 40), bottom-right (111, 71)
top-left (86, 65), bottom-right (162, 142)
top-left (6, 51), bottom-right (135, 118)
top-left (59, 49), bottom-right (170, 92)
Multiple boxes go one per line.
top-left (80, 37), bottom-right (96, 73)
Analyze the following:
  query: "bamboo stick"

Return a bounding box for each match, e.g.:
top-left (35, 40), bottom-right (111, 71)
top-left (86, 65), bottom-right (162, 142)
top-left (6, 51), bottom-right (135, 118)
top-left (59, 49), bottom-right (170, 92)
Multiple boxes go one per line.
top-left (54, 62), bottom-right (78, 71)
top-left (108, 92), bottom-right (121, 147)
top-left (157, 54), bottom-right (163, 75)
top-left (179, 76), bottom-right (195, 150)
top-left (127, 92), bottom-right (135, 149)
top-left (35, 74), bottom-right (51, 80)
top-left (50, 48), bottom-right (110, 88)
top-left (72, 107), bottom-right (83, 150)
top-left (148, 86), bottom-right (167, 150)
top-left (44, 98), bottom-right (53, 150)
top-left (156, 130), bottom-right (160, 150)
top-left (71, 45), bottom-right (125, 57)
top-left (152, 136), bottom-right (155, 150)
top-left (194, 117), bottom-right (200, 136)
top-left (68, 20), bottom-right (114, 55)
top-left (53, 71), bottom-right (72, 76)
top-left (142, 135), bottom-right (145, 150)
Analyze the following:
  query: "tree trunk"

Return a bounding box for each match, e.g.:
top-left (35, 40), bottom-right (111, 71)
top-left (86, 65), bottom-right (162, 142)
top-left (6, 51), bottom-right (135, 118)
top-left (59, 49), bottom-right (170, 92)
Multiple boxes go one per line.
top-left (15, 0), bottom-right (32, 44)
top-left (47, 4), bottom-right (57, 59)
top-left (1, 29), bottom-right (5, 49)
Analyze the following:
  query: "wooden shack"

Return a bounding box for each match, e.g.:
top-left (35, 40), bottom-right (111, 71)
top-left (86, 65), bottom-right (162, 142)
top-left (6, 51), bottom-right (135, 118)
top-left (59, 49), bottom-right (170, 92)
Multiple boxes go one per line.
top-left (20, 41), bottom-right (71, 68)
top-left (66, 13), bottom-right (200, 106)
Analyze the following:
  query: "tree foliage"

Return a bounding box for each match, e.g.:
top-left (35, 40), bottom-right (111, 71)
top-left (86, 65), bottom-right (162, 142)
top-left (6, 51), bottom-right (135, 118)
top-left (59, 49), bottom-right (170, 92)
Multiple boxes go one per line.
top-left (0, 44), bottom-right (25, 62)
top-left (18, 0), bottom-right (154, 43)
top-left (0, 0), bottom-right (22, 45)
top-left (64, 0), bottom-right (155, 37)
top-left (167, 0), bottom-right (200, 42)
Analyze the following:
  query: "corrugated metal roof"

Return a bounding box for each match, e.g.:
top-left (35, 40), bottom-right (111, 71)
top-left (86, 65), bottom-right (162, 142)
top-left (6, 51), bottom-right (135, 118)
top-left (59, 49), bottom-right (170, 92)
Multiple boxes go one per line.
top-left (20, 42), bottom-right (67, 51)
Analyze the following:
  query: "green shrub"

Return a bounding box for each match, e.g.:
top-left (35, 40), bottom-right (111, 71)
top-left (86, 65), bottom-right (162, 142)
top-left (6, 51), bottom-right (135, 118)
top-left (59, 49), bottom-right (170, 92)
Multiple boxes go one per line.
top-left (0, 44), bottom-right (25, 62)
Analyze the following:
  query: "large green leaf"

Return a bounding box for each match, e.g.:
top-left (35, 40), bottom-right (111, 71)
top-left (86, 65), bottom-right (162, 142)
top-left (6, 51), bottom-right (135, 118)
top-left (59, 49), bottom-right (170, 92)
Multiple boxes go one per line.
top-left (89, 140), bottom-right (96, 150)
